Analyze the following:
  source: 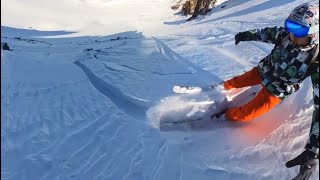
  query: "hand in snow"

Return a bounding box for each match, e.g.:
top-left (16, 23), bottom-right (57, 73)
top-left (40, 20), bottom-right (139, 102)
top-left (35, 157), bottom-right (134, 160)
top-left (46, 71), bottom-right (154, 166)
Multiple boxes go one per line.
top-left (285, 150), bottom-right (318, 180)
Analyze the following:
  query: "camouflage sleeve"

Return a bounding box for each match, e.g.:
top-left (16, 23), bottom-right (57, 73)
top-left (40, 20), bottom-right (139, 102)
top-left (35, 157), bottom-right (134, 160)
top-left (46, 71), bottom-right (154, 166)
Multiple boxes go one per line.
top-left (305, 65), bottom-right (319, 156)
top-left (239, 26), bottom-right (285, 44)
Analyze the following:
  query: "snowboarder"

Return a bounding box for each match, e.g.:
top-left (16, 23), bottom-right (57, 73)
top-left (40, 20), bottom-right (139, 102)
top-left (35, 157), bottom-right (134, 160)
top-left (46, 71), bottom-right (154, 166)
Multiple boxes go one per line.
top-left (222, 3), bottom-right (319, 179)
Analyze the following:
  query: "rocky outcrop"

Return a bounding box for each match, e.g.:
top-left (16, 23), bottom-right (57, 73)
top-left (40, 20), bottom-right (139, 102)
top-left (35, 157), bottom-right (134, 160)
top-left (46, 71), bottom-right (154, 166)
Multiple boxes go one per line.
top-left (181, 0), bottom-right (197, 15)
top-left (1, 42), bottom-right (10, 51)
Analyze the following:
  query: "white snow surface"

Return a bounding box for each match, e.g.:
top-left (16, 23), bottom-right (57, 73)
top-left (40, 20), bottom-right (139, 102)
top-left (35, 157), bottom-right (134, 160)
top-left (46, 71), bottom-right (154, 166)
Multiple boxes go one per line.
top-left (1, 0), bottom-right (319, 179)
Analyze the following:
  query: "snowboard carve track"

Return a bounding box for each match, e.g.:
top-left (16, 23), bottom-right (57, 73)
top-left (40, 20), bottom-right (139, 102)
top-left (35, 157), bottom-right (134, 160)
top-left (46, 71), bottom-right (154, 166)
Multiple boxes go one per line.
top-left (74, 60), bottom-right (148, 120)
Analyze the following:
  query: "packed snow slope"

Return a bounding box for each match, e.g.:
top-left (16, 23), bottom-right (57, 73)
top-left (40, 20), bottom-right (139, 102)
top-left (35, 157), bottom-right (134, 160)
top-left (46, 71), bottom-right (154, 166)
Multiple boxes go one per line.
top-left (1, 0), bottom-right (319, 179)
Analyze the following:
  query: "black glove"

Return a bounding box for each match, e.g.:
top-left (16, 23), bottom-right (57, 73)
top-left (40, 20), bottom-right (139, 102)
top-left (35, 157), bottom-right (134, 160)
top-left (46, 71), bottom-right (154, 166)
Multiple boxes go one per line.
top-left (292, 84), bottom-right (300, 92)
top-left (286, 150), bottom-right (318, 180)
top-left (235, 32), bottom-right (246, 45)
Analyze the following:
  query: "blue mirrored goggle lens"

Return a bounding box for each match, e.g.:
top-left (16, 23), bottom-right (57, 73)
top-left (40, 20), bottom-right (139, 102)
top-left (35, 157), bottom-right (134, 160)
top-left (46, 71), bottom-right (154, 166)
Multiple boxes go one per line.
top-left (285, 20), bottom-right (309, 37)
top-left (285, 20), bottom-right (310, 38)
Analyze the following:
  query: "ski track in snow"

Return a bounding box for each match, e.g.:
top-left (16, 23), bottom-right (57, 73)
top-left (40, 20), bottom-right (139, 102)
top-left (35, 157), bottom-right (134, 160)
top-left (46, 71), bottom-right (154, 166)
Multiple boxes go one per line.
top-left (2, 0), bottom-right (319, 179)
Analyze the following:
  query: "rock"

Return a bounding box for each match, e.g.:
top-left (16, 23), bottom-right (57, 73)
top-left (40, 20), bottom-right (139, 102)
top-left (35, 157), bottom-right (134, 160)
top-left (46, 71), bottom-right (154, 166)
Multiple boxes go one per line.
top-left (171, 0), bottom-right (183, 10)
top-left (1, 42), bottom-right (10, 50)
top-left (181, 0), bottom-right (197, 15)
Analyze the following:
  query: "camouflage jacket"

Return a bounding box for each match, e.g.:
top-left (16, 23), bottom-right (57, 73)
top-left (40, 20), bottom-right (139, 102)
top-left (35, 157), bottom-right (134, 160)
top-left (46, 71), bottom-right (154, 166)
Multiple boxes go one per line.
top-left (239, 27), bottom-right (319, 156)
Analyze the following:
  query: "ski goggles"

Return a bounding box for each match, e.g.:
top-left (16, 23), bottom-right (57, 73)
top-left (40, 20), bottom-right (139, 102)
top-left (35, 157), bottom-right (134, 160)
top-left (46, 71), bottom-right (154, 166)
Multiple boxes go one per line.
top-left (285, 19), bottom-right (310, 38)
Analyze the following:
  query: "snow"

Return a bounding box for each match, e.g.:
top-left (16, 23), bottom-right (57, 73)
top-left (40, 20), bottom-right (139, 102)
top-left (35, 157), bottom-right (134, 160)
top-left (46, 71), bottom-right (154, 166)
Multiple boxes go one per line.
top-left (1, 0), bottom-right (319, 179)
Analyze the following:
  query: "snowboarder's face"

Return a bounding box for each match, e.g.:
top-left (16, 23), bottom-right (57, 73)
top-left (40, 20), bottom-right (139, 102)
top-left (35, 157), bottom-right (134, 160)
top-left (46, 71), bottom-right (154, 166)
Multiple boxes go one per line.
top-left (289, 33), bottom-right (310, 46)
